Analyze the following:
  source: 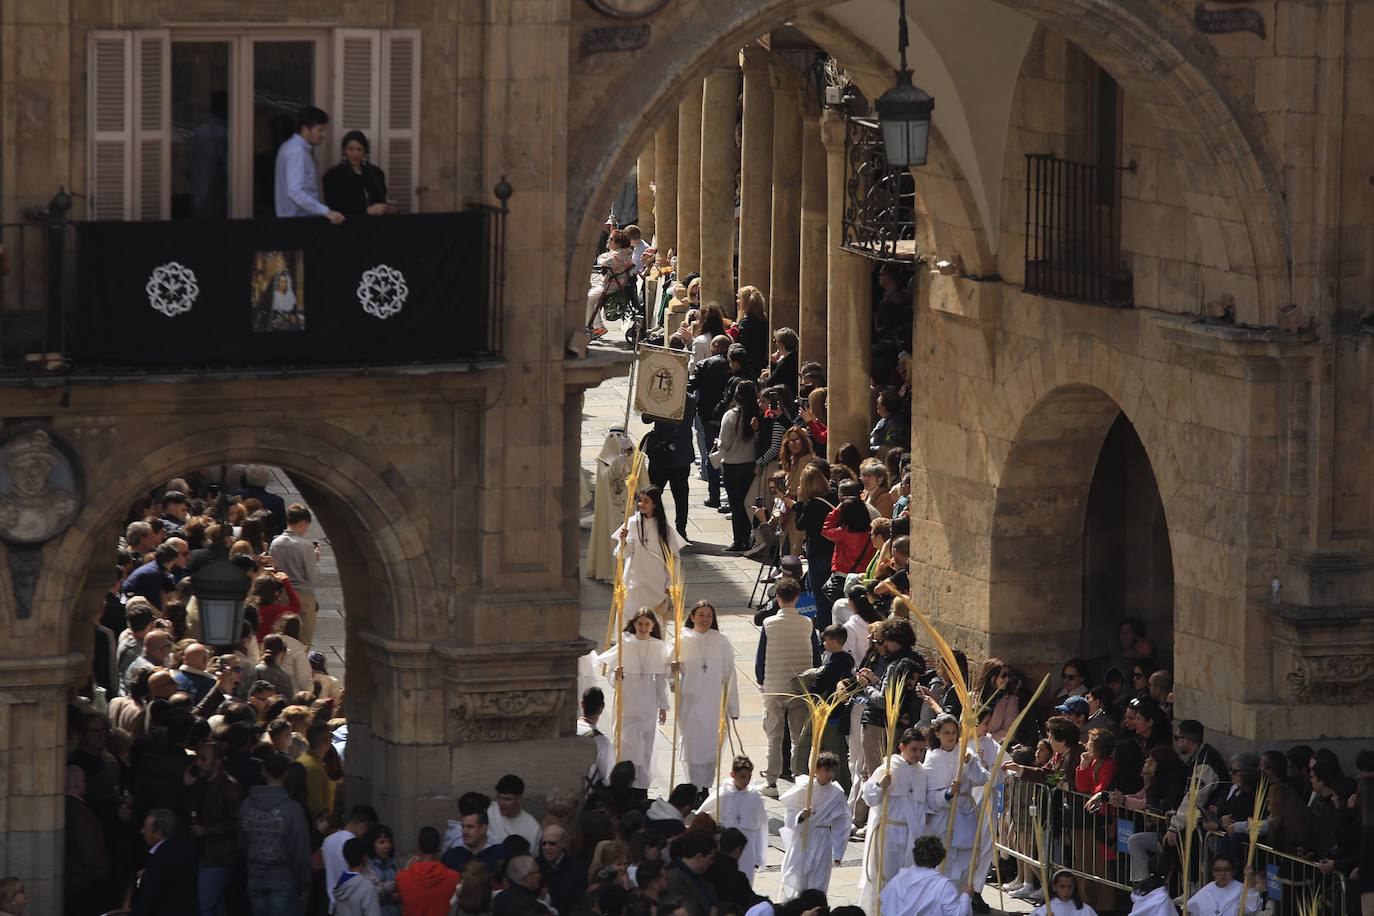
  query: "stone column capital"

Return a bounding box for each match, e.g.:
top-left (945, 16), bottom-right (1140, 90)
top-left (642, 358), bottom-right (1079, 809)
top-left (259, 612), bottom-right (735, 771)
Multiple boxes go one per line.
top-left (769, 58), bottom-right (807, 93)
top-left (820, 109), bottom-right (847, 152)
top-left (740, 45), bottom-right (771, 74)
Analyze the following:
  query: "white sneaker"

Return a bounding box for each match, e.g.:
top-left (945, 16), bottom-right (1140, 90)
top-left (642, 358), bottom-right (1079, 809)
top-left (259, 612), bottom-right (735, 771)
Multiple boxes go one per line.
top-left (1010, 885), bottom-right (1037, 901)
top-left (1028, 889), bottom-right (1045, 904)
top-left (761, 784), bottom-right (780, 798)
top-left (1001, 880), bottom-right (1024, 893)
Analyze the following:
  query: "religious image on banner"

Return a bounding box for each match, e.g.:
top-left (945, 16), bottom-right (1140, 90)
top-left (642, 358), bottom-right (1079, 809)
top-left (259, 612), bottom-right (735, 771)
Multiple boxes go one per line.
top-left (251, 250), bottom-right (306, 333)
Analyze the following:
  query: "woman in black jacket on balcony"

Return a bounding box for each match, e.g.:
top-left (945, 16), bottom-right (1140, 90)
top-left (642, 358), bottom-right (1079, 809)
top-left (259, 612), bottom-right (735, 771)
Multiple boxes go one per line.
top-left (323, 131), bottom-right (395, 217)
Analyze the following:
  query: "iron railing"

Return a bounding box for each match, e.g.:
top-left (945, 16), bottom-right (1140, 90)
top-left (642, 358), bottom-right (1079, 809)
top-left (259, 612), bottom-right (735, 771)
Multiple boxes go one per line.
top-left (995, 783), bottom-right (1349, 916)
top-left (1024, 153), bottom-right (1133, 306)
top-left (0, 190), bottom-right (75, 374)
top-left (842, 118), bottom-right (919, 263)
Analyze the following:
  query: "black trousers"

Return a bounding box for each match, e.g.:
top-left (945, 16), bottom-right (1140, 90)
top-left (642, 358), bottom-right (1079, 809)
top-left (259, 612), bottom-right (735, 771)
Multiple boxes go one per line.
top-left (648, 462), bottom-right (690, 537)
top-left (721, 462), bottom-right (756, 548)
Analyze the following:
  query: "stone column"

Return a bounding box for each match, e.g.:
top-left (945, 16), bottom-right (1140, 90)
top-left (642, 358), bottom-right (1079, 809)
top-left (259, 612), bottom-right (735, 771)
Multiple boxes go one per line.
top-left (637, 139), bottom-right (655, 239)
top-left (737, 47), bottom-right (774, 301)
top-left (798, 109), bottom-right (828, 372)
top-left (677, 85), bottom-right (704, 279)
top-left (653, 119), bottom-right (679, 253)
top-left (821, 109), bottom-right (871, 458)
top-left (0, 653), bottom-right (85, 913)
top-left (768, 59), bottom-right (805, 336)
top-left (699, 65), bottom-right (738, 308)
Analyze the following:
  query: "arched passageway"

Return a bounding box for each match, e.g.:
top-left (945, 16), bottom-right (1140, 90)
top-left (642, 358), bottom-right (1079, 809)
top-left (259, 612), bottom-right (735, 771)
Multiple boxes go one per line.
top-left (988, 384), bottom-right (1175, 678)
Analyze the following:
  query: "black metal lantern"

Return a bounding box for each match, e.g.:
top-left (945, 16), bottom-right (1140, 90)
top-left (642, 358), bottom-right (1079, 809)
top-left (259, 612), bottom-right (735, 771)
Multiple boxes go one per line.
top-left (193, 543), bottom-right (251, 650)
top-left (875, 0), bottom-right (934, 168)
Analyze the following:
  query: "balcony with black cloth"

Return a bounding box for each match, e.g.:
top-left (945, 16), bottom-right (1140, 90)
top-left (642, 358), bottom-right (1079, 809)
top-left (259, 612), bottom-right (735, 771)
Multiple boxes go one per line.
top-left (0, 190), bottom-right (507, 379)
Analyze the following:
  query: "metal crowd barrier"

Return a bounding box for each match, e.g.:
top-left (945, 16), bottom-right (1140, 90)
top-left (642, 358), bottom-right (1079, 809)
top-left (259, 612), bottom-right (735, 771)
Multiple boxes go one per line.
top-left (993, 783), bottom-right (1348, 916)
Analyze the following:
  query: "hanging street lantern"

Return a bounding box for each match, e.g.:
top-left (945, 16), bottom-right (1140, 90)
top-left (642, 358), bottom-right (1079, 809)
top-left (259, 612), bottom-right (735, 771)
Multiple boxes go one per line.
top-left (875, 0), bottom-right (934, 168)
top-left (193, 542), bottom-right (252, 651)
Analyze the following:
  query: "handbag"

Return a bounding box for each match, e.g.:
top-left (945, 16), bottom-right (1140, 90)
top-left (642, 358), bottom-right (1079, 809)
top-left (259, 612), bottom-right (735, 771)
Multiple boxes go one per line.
top-left (709, 448), bottom-right (723, 469)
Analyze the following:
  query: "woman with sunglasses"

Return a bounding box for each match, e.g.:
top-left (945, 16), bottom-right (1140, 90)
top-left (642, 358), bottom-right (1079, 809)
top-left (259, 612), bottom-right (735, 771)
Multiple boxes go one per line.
top-left (974, 659), bottom-right (1019, 743)
top-left (1054, 658), bottom-right (1089, 705)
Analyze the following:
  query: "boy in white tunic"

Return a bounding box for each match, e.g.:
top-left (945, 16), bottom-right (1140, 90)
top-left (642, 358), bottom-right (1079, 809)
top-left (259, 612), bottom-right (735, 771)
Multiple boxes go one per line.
top-left (857, 727), bottom-right (930, 914)
top-left (779, 752), bottom-right (849, 897)
top-left (695, 756), bottom-right (768, 886)
top-left (924, 713), bottom-right (990, 891)
top-left (1185, 856), bottom-right (1263, 916)
top-left (879, 835), bottom-right (972, 916)
top-left (596, 608), bottom-right (670, 789)
top-left (969, 709), bottom-right (1004, 909)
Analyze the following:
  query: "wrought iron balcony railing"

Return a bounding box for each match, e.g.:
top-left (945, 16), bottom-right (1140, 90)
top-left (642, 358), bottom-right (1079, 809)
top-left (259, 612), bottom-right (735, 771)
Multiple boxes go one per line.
top-left (842, 118), bottom-right (919, 263)
top-left (1024, 153), bottom-right (1133, 307)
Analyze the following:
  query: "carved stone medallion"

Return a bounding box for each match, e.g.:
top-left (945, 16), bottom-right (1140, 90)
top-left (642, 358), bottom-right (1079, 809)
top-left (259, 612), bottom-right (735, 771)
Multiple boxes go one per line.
top-left (0, 428), bottom-right (81, 545)
top-left (585, 0), bottom-right (669, 18)
top-left (448, 688), bottom-right (566, 743)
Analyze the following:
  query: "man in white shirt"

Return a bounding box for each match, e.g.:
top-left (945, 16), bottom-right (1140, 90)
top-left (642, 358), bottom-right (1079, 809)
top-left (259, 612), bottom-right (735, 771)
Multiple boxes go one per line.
top-left (321, 805), bottom-right (378, 913)
top-left (269, 503), bottom-right (321, 644)
top-left (487, 773), bottom-right (542, 847)
top-left (274, 106), bottom-right (345, 224)
top-left (576, 687), bottom-right (615, 789)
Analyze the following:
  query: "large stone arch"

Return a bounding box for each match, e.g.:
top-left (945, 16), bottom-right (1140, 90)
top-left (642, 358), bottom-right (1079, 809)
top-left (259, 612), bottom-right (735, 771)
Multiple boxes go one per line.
top-left (983, 329), bottom-right (1186, 669)
top-left (9, 419), bottom-right (439, 665)
top-left (565, 0), bottom-right (1289, 325)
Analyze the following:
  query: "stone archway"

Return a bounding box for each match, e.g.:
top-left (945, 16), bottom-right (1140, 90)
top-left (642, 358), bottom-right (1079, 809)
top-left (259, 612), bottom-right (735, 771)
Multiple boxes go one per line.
top-left (987, 381), bottom-right (1176, 674)
top-left (564, 0), bottom-right (1289, 325)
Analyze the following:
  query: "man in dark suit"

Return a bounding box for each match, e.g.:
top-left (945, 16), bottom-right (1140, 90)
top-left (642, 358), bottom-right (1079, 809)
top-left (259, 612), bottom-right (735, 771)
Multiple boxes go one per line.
top-left (763, 327), bottom-right (799, 398)
top-left (688, 335), bottom-right (732, 507)
top-left (132, 808), bottom-right (199, 916)
top-left (535, 824), bottom-right (586, 916)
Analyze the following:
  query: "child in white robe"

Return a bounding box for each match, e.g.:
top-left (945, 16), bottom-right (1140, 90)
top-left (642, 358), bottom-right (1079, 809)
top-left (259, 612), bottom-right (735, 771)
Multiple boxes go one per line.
top-left (879, 835), bottom-right (972, 916)
top-left (671, 601), bottom-right (740, 790)
top-left (1127, 877), bottom-right (1178, 916)
top-left (1031, 869), bottom-right (1100, 916)
top-left (1185, 856), bottom-right (1263, 916)
top-left (857, 727), bottom-right (930, 914)
top-left (924, 713), bottom-right (990, 890)
top-left (970, 710), bottom-right (1005, 901)
top-left (596, 608), bottom-right (669, 789)
top-left (779, 752), bottom-right (850, 897)
top-left (695, 755), bottom-right (768, 885)
top-left (613, 488), bottom-right (687, 619)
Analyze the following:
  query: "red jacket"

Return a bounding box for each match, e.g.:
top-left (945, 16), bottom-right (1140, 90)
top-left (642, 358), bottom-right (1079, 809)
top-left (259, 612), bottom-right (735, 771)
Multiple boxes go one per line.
top-left (396, 860), bottom-right (460, 916)
top-left (1075, 757), bottom-right (1116, 795)
top-left (255, 577), bottom-right (302, 642)
top-left (821, 507), bottom-right (875, 575)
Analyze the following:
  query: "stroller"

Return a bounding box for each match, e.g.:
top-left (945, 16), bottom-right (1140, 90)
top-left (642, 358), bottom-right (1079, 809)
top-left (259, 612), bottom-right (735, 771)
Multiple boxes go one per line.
top-left (586, 261), bottom-right (645, 344)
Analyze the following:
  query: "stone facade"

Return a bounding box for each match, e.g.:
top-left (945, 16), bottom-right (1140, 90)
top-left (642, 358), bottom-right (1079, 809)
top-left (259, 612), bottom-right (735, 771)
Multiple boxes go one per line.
top-left (3, 0), bottom-right (1374, 909)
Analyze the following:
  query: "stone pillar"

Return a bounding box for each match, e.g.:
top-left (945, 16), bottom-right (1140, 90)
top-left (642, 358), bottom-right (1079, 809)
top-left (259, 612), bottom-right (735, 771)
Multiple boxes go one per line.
top-left (798, 109), bottom-right (828, 373)
top-left (821, 110), bottom-right (871, 458)
top-left (768, 59), bottom-right (804, 336)
top-left (737, 47), bottom-right (774, 302)
top-left (0, 653), bottom-right (84, 913)
top-left (699, 65), bottom-right (738, 308)
top-left (637, 139), bottom-right (655, 239)
top-left (654, 119), bottom-right (679, 253)
top-left (677, 85), bottom-right (704, 279)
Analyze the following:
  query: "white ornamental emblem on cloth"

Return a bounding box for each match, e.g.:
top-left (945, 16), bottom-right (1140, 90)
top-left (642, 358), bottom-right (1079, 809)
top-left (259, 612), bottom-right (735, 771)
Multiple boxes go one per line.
top-left (357, 265), bottom-right (409, 319)
top-left (145, 262), bottom-right (200, 317)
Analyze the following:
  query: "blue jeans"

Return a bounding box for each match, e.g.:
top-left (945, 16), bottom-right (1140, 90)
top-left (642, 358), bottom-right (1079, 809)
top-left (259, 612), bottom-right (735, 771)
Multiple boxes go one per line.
top-left (248, 884), bottom-right (302, 916)
top-left (695, 417), bottom-right (721, 501)
top-left (199, 864), bottom-right (232, 916)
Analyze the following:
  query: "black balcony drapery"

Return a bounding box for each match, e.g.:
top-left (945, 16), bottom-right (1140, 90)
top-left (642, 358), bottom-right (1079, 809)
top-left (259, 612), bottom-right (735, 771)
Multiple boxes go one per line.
top-left (74, 212), bottom-right (488, 367)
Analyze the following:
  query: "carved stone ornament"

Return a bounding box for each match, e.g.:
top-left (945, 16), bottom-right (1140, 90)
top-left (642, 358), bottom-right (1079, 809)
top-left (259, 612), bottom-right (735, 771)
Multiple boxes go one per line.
top-left (448, 688), bottom-right (566, 743)
top-left (584, 0), bottom-right (668, 19)
top-left (1287, 654), bottom-right (1374, 705)
top-left (0, 428), bottom-right (81, 545)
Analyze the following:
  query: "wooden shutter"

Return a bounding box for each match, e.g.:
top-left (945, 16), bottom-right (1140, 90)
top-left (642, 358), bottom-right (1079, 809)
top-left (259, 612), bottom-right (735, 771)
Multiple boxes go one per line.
top-left (132, 30), bottom-right (170, 220)
top-left (332, 30), bottom-right (380, 156)
top-left (88, 32), bottom-right (132, 221)
top-left (380, 30), bottom-right (421, 214)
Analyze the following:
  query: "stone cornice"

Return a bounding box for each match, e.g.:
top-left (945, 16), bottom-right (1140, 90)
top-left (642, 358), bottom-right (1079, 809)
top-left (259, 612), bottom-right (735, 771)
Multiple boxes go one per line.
top-left (0, 652), bottom-right (86, 692)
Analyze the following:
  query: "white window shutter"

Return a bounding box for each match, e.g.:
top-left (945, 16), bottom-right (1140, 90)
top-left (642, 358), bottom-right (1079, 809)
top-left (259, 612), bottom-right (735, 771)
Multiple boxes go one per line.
top-left (332, 30), bottom-right (380, 157)
top-left (88, 32), bottom-right (132, 221)
top-left (380, 30), bottom-right (421, 214)
top-left (132, 30), bottom-right (170, 221)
